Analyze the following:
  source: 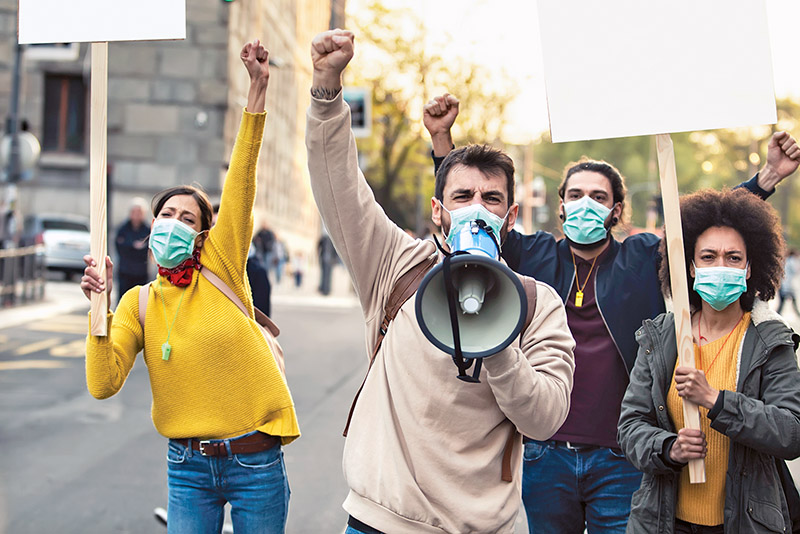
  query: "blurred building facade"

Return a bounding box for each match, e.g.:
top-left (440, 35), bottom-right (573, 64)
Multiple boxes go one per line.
top-left (0, 0), bottom-right (339, 257)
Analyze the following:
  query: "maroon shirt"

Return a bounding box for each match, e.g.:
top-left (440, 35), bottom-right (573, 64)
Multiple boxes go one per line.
top-left (552, 247), bottom-right (630, 449)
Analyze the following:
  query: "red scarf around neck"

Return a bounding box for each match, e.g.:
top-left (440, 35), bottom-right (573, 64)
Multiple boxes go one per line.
top-left (158, 249), bottom-right (201, 287)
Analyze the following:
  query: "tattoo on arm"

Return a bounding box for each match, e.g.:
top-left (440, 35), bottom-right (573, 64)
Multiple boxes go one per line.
top-left (310, 86), bottom-right (342, 101)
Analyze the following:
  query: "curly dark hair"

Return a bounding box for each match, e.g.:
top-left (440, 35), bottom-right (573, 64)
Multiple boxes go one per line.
top-left (659, 187), bottom-right (785, 311)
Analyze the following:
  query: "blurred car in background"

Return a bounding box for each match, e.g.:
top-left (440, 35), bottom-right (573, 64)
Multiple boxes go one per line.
top-left (21, 214), bottom-right (91, 280)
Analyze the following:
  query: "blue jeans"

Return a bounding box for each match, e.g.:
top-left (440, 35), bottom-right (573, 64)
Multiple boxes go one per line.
top-left (522, 440), bottom-right (642, 534)
top-left (166, 432), bottom-right (290, 534)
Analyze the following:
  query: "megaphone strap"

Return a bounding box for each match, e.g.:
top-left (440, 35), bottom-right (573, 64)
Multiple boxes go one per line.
top-left (441, 251), bottom-right (482, 383)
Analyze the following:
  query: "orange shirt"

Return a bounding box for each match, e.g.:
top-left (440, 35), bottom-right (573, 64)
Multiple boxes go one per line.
top-left (667, 312), bottom-right (750, 526)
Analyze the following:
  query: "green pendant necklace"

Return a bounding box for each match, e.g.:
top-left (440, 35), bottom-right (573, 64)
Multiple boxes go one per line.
top-left (158, 279), bottom-right (187, 361)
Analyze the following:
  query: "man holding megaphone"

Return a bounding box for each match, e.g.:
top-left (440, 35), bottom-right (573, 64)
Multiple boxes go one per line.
top-left (306, 29), bottom-right (576, 534)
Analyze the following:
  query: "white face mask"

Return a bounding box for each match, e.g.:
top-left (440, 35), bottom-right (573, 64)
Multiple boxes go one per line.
top-left (440, 201), bottom-right (509, 249)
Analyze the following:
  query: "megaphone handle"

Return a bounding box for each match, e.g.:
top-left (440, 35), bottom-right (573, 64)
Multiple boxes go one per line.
top-left (442, 253), bottom-right (479, 382)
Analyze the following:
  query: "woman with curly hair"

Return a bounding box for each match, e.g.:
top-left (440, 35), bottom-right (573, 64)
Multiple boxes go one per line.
top-left (618, 187), bottom-right (800, 534)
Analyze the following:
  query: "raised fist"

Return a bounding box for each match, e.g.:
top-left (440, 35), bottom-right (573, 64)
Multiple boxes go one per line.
top-left (240, 39), bottom-right (269, 85)
top-left (311, 29), bottom-right (355, 81)
top-left (423, 93), bottom-right (460, 137)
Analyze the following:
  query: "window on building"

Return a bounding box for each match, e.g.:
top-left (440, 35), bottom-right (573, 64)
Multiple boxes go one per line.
top-left (42, 73), bottom-right (87, 154)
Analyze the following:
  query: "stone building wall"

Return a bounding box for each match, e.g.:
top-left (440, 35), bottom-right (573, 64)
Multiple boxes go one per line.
top-left (0, 0), bottom-right (333, 261)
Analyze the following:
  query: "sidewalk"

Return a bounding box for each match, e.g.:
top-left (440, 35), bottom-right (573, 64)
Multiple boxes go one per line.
top-left (0, 278), bottom-right (89, 329)
top-left (270, 262), bottom-right (358, 309)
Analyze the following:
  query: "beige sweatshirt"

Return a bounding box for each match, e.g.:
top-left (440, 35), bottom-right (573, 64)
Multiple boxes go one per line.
top-left (306, 93), bottom-right (575, 534)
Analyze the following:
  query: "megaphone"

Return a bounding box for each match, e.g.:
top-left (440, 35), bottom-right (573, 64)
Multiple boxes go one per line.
top-left (415, 220), bottom-right (528, 362)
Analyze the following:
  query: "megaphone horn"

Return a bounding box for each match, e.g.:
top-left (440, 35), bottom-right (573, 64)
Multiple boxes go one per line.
top-left (415, 253), bottom-right (528, 360)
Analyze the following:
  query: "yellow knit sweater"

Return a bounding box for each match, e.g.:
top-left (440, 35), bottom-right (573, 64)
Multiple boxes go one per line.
top-left (667, 312), bottom-right (750, 526)
top-left (85, 111), bottom-right (299, 444)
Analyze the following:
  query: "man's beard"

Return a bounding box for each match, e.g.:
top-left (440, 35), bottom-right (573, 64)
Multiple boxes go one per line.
top-left (564, 231), bottom-right (610, 251)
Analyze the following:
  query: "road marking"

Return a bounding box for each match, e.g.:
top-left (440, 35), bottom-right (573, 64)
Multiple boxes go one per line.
top-left (50, 339), bottom-right (86, 358)
top-left (26, 315), bottom-right (87, 335)
top-left (13, 338), bottom-right (63, 356)
top-left (0, 359), bottom-right (69, 370)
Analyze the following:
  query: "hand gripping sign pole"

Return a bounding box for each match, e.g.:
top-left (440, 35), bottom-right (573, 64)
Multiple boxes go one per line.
top-left (656, 134), bottom-right (705, 483)
top-left (18, 0), bottom-right (186, 335)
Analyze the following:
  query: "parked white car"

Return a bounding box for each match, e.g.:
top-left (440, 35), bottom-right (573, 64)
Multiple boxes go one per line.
top-left (22, 214), bottom-right (91, 280)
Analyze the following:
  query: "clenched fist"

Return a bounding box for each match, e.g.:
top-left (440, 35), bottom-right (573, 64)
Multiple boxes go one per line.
top-left (310, 29), bottom-right (355, 98)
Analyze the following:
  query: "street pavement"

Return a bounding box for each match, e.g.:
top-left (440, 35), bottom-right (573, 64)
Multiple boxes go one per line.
top-left (1, 266), bottom-right (799, 533)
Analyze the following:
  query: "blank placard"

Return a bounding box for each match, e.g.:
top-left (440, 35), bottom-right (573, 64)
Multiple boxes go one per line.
top-left (537, 0), bottom-right (776, 142)
top-left (19, 0), bottom-right (185, 44)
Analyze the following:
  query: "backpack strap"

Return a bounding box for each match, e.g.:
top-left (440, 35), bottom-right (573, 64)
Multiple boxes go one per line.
top-left (343, 253), bottom-right (438, 437)
top-left (502, 275), bottom-right (537, 482)
top-left (200, 266), bottom-right (281, 337)
top-left (372, 253), bottom-right (439, 362)
top-left (521, 276), bottom-right (537, 332)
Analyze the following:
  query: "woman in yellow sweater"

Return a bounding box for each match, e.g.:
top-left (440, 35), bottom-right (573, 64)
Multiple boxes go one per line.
top-left (80, 39), bottom-right (299, 534)
top-left (618, 187), bottom-right (800, 534)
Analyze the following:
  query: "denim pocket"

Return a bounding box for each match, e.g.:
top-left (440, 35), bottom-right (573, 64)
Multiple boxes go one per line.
top-left (234, 445), bottom-right (282, 469)
top-left (166, 441), bottom-right (187, 464)
top-left (608, 447), bottom-right (627, 459)
top-left (523, 441), bottom-right (549, 462)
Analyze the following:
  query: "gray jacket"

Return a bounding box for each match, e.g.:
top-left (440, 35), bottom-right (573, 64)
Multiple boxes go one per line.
top-left (618, 301), bottom-right (800, 534)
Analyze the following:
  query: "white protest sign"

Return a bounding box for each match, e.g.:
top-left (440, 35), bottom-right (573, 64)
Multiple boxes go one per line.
top-left (18, 0), bottom-right (186, 44)
top-left (537, 0), bottom-right (776, 142)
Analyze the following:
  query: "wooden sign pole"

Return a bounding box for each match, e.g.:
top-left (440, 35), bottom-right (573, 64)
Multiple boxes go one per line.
top-left (656, 133), bottom-right (706, 483)
top-left (90, 42), bottom-right (108, 336)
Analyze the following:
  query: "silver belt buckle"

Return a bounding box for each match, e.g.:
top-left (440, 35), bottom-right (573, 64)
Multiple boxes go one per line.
top-left (199, 440), bottom-right (213, 456)
top-left (565, 441), bottom-right (579, 450)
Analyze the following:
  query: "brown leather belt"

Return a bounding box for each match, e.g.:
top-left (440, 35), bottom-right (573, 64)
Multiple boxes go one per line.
top-left (174, 433), bottom-right (280, 457)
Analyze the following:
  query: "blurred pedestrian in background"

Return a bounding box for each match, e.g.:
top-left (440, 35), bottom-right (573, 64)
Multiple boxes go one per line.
top-left (778, 248), bottom-right (800, 317)
top-left (114, 197), bottom-right (150, 302)
top-left (291, 250), bottom-right (305, 289)
top-left (317, 232), bottom-right (337, 296)
top-left (272, 236), bottom-right (287, 285)
top-left (254, 222), bottom-right (276, 280)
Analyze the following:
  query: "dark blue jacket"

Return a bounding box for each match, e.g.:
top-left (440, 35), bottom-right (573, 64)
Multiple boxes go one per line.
top-left (115, 219), bottom-right (150, 277)
top-left (499, 174), bottom-right (771, 374)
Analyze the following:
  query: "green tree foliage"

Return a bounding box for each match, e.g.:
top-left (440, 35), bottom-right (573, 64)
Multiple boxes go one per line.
top-left (346, 1), bottom-right (518, 233)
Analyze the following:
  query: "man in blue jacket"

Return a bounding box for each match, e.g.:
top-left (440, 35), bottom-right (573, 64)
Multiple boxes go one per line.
top-left (423, 93), bottom-right (800, 534)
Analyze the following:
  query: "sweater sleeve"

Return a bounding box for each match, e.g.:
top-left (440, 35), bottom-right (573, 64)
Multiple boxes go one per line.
top-left (85, 289), bottom-right (143, 399)
top-left (205, 110), bottom-right (266, 318)
top-left (306, 93), bottom-right (433, 321)
top-left (481, 281), bottom-right (575, 439)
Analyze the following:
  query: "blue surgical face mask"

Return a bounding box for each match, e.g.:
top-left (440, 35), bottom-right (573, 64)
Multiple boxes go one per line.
top-left (562, 195), bottom-right (612, 245)
top-left (149, 218), bottom-right (199, 268)
top-left (692, 262), bottom-right (748, 311)
top-left (441, 201), bottom-right (508, 256)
